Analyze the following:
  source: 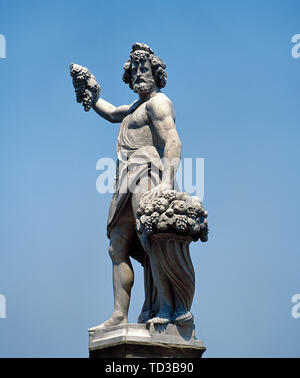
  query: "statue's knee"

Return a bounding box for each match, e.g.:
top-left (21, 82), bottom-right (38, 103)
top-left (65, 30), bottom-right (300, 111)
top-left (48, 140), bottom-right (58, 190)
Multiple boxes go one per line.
top-left (108, 245), bottom-right (115, 260)
top-left (108, 242), bottom-right (128, 263)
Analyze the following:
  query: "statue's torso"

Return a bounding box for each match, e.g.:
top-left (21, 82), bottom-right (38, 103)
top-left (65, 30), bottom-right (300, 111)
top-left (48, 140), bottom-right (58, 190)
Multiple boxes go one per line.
top-left (117, 99), bottom-right (164, 156)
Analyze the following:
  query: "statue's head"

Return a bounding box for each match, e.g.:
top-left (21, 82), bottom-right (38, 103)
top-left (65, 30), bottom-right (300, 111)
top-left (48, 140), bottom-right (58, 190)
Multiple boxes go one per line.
top-left (123, 43), bottom-right (167, 94)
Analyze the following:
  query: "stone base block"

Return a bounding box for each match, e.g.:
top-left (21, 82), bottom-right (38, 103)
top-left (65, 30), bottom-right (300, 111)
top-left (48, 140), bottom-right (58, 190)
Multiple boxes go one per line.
top-left (88, 323), bottom-right (206, 358)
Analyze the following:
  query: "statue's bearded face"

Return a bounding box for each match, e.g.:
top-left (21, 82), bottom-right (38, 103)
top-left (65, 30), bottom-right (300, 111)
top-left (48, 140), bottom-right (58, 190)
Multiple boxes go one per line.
top-left (131, 59), bottom-right (156, 94)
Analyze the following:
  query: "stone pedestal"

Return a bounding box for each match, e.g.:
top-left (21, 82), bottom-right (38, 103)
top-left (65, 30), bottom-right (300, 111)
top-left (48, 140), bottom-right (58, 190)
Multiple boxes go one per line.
top-left (88, 323), bottom-right (205, 358)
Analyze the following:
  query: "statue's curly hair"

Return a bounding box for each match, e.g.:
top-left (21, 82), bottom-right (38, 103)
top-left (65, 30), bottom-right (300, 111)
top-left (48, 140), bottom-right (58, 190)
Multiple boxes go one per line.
top-left (122, 43), bottom-right (167, 89)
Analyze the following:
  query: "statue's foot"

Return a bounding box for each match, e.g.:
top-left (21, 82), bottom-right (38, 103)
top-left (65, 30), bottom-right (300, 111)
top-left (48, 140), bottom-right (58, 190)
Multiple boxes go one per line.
top-left (146, 312), bottom-right (171, 325)
top-left (173, 311), bottom-right (194, 326)
top-left (89, 311), bottom-right (128, 331)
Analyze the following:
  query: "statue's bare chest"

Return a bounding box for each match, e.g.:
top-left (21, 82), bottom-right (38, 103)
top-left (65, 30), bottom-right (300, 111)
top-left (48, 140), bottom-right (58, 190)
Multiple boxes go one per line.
top-left (117, 101), bottom-right (164, 152)
top-left (125, 103), bottom-right (150, 130)
top-left (117, 103), bottom-right (154, 148)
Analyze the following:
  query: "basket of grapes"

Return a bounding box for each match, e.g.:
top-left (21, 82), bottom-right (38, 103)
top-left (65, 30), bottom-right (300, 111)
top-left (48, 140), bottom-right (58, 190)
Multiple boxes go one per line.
top-left (136, 190), bottom-right (208, 242)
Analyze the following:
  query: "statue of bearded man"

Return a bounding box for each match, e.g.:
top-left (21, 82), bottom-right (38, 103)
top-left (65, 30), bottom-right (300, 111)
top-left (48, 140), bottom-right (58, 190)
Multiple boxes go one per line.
top-left (76, 43), bottom-right (182, 328)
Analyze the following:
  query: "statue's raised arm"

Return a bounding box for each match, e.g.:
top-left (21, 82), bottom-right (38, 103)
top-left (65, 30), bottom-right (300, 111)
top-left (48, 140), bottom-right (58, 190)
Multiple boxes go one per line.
top-left (92, 98), bottom-right (134, 123)
top-left (70, 63), bottom-right (132, 123)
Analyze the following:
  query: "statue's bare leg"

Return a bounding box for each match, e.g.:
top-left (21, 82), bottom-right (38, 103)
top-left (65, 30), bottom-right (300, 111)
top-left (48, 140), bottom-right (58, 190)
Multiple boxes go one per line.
top-left (91, 200), bottom-right (135, 330)
top-left (109, 231), bottom-right (134, 326)
top-left (131, 177), bottom-right (157, 323)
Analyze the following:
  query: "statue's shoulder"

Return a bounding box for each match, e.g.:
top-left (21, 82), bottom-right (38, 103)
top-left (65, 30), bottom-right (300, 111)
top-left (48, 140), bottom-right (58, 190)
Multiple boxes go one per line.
top-left (147, 92), bottom-right (174, 114)
top-left (127, 99), bottom-right (140, 115)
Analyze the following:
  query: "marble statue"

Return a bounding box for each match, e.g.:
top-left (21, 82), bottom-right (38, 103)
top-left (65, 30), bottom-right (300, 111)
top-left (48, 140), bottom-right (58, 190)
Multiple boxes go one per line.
top-left (70, 43), bottom-right (208, 331)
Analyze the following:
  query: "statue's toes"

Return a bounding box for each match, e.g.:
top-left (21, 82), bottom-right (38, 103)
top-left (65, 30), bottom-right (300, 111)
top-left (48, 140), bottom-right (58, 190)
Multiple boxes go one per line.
top-left (173, 311), bottom-right (194, 326)
top-left (146, 316), bottom-right (170, 325)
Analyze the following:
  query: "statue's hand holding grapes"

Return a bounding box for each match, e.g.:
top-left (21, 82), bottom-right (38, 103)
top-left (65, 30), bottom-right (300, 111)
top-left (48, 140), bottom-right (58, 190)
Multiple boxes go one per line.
top-left (70, 63), bottom-right (101, 111)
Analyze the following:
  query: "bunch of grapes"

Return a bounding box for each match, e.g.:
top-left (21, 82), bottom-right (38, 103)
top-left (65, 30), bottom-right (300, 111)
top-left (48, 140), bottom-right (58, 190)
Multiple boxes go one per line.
top-left (175, 215), bottom-right (188, 232)
top-left (193, 203), bottom-right (205, 217)
top-left (70, 63), bottom-right (101, 112)
top-left (144, 219), bottom-right (154, 235)
top-left (81, 89), bottom-right (92, 111)
top-left (187, 207), bottom-right (197, 219)
top-left (199, 221), bottom-right (209, 242)
top-left (139, 215), bottom-right (149, 225)
top-left (70, 64), bottom-right (90, 103)
top-left (150, 211), bottom-right (160, 225)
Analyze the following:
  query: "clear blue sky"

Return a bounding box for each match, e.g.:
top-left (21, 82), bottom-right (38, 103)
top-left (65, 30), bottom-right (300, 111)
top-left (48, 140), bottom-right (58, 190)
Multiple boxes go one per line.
top-left (0, 0), bottom-right (299, 357)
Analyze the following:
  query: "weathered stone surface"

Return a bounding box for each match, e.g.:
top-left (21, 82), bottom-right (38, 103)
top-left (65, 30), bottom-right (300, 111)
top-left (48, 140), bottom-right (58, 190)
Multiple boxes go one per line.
top-left (88, 323), bottom-right (205, 358)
